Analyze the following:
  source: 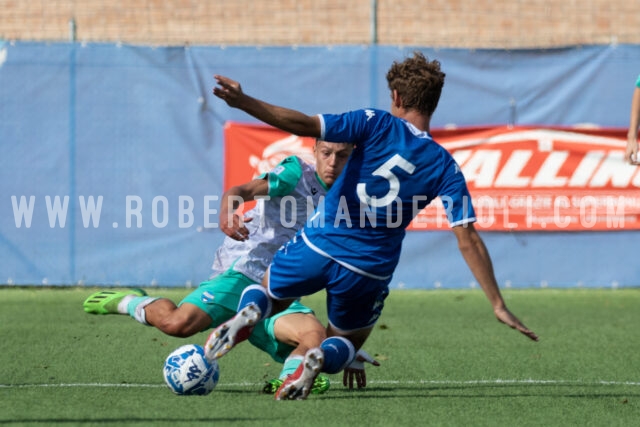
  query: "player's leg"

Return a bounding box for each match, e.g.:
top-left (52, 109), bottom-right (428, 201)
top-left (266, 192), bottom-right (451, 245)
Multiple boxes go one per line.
top-left (203, 285), bottom-right (265, 361)
top-left (324, 265), bottom-right (390, 352)
top-left (84, 289), bottom-right (213, 337)
top-left (267, 356), bottom-right (331, 395)
top-left (83, 288), bottom-right (148, 315)
top-left (274, 334), bottom-right (370, 400)
top-left (276, 265), bottom-right (390, 400)
top-left (274, 347), bottom-right (325, 400)
top-left (272, 312), bottom-right (326, 357)
top-left (177, 270), bottom-right (258, 344)
top-left (326, 323), bottom-right (374, 352)
top-left (143, 301), bottom-right (212, 337)
top-left (85, 270), bottom-right (248, 340)
top-left (204, 236), bottom-right (326, 361)
top-left (258, 308), bottom-right (331, 394)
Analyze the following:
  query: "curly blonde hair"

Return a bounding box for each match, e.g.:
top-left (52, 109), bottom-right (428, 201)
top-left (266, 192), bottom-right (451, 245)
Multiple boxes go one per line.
top-left (386, 51), bottom-right (445, 116)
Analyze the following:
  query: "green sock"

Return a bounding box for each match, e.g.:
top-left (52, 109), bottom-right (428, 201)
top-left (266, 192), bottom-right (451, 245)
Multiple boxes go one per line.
top-left (279, 355), bottom-right (303, 379)
top-left (126, 296), bottom-right (158, 325)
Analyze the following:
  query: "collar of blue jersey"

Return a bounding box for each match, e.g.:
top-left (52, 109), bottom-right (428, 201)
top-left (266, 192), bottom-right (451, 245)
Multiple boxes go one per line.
top-left (402, 119), bottom-right (432, 139)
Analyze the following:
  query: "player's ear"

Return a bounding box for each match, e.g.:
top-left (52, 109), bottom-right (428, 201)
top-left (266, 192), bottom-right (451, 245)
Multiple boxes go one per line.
top-left (392, 90), bottom-right (402, 108)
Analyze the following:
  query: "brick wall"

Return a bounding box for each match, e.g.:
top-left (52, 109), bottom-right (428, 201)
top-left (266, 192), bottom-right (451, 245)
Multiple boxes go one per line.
top-left (1, 0), bottom-right (638, 48)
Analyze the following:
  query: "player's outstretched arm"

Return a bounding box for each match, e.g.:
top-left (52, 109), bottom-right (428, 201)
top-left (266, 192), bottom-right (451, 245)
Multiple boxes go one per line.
top-left (452, 223), bottom-right (539, 342)
top-left (213, 75), bottom-right (321, 138)
top-left (626, 86), bottom-right (640, 164)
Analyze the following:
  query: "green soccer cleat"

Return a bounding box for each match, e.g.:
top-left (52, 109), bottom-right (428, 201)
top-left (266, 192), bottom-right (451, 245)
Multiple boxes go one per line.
top-left (83, 289), bottom-right (147, 314)
top-left (310, 374), bottom-right (331, 394)
top-left (262, 378), bottom-right (283, 394)
top-left (262, 374), bottom-right (330, 395)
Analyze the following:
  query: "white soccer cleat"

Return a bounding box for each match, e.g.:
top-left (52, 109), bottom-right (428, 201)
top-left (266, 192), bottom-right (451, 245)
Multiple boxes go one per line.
top-left (204, 303), bottom-right (261, 362)
top-left (275, 347), bottom-right (324, 400)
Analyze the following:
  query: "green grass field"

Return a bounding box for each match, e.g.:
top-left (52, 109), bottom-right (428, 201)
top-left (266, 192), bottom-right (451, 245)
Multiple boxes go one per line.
top-left (1, 287), bottom-right (640, 426)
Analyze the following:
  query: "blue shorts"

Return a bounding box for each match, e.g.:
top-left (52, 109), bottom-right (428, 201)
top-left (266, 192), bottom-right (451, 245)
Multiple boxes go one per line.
top-left (267, 235), bottom-right (390, 332)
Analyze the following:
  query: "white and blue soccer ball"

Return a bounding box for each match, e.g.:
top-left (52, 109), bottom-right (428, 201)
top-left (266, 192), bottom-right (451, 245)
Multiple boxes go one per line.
top-left (163, 344), bottom-right (220, 396)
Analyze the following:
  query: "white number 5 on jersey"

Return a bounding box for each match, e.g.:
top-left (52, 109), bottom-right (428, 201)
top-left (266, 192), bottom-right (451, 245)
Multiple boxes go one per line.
top-left (357, 154), bottom-right (416, 207)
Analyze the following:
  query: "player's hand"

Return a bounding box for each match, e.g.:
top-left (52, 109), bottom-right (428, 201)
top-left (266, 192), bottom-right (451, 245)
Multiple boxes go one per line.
top-left (343, 349), bottom-right (380, 389)
top-left (220, 213), bottom-right (252, 241)
top-left (213, 75), bottom-right (244, 108)
top-left (494, 306), bottom-right (539, 341)
top-left (625, 137), bottom-right (639, 165)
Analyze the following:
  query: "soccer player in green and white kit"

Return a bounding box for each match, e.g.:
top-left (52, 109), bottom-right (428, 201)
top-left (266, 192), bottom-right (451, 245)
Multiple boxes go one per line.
top-left (84, 139), bottom-right (376, 393)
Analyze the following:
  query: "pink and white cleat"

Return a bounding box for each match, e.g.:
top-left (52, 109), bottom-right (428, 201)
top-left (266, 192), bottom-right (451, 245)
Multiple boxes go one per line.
top-left (275, 347), bottom-right (324, 400)
top-left (204, 303), bottom-right (261, 362)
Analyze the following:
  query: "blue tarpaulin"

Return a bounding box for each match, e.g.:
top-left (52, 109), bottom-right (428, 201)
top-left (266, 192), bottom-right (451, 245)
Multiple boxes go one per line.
top-left (1, 41), bottom-right (639, 288)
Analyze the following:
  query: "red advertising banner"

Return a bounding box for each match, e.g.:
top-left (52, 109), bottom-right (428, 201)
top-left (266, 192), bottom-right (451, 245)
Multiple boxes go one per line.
top-left (224, 122), bottom-right (640, 231)
top-left (223, 122), bottom-right (317, 213)
top-left (224, 122), bottom-right (317, 190)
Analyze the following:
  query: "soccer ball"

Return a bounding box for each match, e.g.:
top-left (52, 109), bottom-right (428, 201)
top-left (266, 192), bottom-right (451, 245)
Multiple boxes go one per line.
top-left (163, 344), bottom-right (220, 395)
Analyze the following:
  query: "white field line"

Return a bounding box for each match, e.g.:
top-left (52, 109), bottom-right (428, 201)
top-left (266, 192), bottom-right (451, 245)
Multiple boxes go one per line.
top-left (2, 379), bottom-right (640, 389)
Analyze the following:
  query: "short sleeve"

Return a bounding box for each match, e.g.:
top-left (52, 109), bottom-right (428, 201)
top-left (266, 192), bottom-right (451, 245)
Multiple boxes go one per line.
top-left (438, 161), bottom-right (477, 227)
top-left (257, 156), bottom-right (303, 198)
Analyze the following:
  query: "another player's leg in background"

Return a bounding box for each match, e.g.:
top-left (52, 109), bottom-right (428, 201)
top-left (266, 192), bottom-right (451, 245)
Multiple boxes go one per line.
top-left (263, 312), bottom-right (331, 394)
top-left (263, 354), bottom-right (332, 395)
top-left (274, 336), bottom-right (356, 400)
top-left (272, 323), bottom-right (376, 398)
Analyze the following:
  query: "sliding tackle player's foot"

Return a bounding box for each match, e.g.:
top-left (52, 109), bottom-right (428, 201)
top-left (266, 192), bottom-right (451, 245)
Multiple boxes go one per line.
top-left (204, 303), bottom-right (260, 361)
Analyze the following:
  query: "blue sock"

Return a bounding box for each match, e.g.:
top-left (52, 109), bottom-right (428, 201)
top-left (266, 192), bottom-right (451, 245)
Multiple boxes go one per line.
top-left (238, 284), bottom-right (271, 320)
top-left (320, 336), bottom-right (355, 374)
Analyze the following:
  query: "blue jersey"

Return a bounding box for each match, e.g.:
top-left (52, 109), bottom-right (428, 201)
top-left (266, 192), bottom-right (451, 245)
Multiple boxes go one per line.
top-left (302, 108), bottom-right (476, 278)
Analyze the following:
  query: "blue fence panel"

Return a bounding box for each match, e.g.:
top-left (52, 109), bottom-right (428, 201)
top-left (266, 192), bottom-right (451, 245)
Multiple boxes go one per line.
top-left (1, 41), bottom-right (639, 288)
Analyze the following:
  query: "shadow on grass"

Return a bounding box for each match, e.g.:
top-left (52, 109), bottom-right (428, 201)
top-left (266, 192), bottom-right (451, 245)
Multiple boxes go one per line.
top-left (0, 417), bottom-right (259, 425)
top-left (308, 382), bottom-right (640, 400)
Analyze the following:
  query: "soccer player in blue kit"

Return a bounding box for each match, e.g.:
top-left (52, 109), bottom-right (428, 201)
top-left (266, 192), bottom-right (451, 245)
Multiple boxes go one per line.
top-left (205, 51), bottom-right (539, 400)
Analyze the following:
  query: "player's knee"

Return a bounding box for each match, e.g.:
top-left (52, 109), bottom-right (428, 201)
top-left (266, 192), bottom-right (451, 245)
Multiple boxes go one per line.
top-left (291, 315), bottom-right (326, 345)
